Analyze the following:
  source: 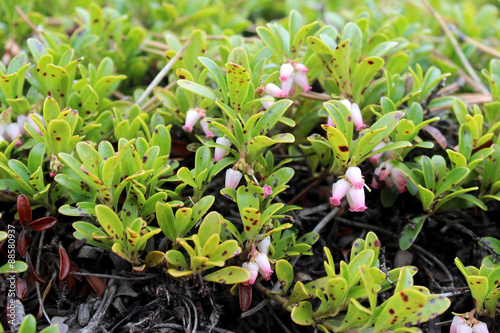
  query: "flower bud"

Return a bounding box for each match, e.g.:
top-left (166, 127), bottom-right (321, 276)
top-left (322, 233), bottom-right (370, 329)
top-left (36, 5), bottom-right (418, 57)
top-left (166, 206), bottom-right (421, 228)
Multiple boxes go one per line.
top-left (345, 166), bottom-right (364, 190)
top-left (213, 137), bottom-right (231, 162)
top-left (242, 262), bottom-right (259, 286)
top-left (264, 83), bottom-right (285, 98)
top-left (257, 236), bottom-right (271, 255)
top-left (182, 109), bottom-right (201, 132)
top-left (294, 71), bottom-right (311, 92)
top-left (280, 63), bottom-right (294, 82)
top-left (254, 252), bottom-right (273, 280)
top-left (200, 118), bottom-right (214, 138)
top-left (472, 322), bottom-right (488, 333)
top-left (293, 63), bottom-right (309, 73)
top-left (369, 142), bottom-right (387, 164)
top-left (261, 96), bottom-right (275, 110)
top-left (263, 185), bottom-right (273, 199)
top-left (225, 169), bottom-right (243, 190)
top-left (350, 102), bottom-right (366, 131)
top-left (346, 187), bottom-right (367, 212)
top-left (450, 316), bottom-right (467, 333)
top-left (330, 179), bottom-right (351, 206)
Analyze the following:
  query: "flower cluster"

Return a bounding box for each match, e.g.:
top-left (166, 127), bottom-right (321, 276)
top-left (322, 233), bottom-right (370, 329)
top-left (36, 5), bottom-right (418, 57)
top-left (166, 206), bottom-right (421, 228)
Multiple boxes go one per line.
top-left (330, 166), bottom-right (367, 212)
top-left (327, 99), bottom-right (366, 131)
top-left (450, 315), bottom-right (488, 333)
top-left (242, 236), bottom-right (273, 286)
top-left (0, 113), bottom-right (44, 146)
top-left (371, 162), bottom-right (408, 193)
top-left (182, 107), bottom-right (214, 137)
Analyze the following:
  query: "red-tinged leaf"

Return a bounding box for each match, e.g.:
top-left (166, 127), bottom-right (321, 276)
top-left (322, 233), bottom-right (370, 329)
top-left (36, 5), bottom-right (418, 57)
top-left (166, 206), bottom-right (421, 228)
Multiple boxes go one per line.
top-left (26, 252), bottom-right (46, 284)
top-left (58, 245), bottom-right (70, 280)
top-left (85, 275), bottom-right (106, 298)
top-left (66, 274), bottom-right (76, 290)
top-left (15, 277), bottom-right (27, 299)
top-left (18, 230), bottom-right (31, 258)
top-left (239, 283), bottom-right (252, 311)
top-left (27, 217), bottom-right (57, 231)
top-left (17, 194), bottom-right (32, 225)
top-left (422, 125), bottom-right (447, 150)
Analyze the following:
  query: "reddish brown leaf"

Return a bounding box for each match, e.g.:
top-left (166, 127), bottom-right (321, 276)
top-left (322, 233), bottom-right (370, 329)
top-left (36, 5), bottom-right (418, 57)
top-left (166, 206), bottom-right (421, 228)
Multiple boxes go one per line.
top-left (58, 245), bottom-right (70, 280)
top-left (27, 217), bottom-right (57, 231)
top-left (17, 230), bottom-right (31, 258)
top-left (170, 139), bottom-right (191, 156)
top-left (25, 252), bottom-right (46, 284)
top-left (17, 194), bottom-right (32, 225)
top-left (65, 274), bottom-right (76, 291)
top-left (85, 275), bottom-right (106, 298)
top-left (471, 138), bottom-right (493, 155)
top-left (422, 125), bottom-right (447, 150)
top-left (239, 283), bottom-right (252, 312)
top-left (15, 278), bottom-right (27, 299)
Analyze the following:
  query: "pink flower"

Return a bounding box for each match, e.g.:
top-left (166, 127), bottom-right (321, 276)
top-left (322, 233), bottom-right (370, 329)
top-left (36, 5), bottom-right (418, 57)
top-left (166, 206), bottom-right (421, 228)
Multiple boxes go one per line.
top-left (254, 252), bottom-right (273, 280)
top-left (27, 113), bottom-right (45, 135)
top-left (280, 74), bottom-right (295, 97)
top-left (6, 123), bottom-right (22, 146)
top-left (369, 142), bottom-right (387, 164)
top-left (257, 236), bottom-right (271, 255)
top-left (280, 63), bottom-right (294, 82)
top-left (339, 99), bottom-right (366, 131)
top-left (225, 169), bottom-right (243, 190)
top-left (457, 323), bottom-right (473, 333)
top-left (346, 187), bottom-right (367, 212)
top-left (293, 63), bottom-right (309, 73)
top-left (264, 83), bottom-right (285, 98)
top-left (390, 167), bottom-right (407, 193)
top-left (213, 137), bottom-right (231, 162)
top-left (327, 115), bottom-right (335, 127)
top-left (450, 316), bottom-right (466, 333)
top-left (261, 96), bottom-right (274, 110)
top-left (197, 108), bottom-right (206, 118)
top-left (330, 178), bottom-right (351, 206)
top-left (242, 262), bottom-right (259, 286)
top-left (472, 322), bottom-right (488, 333)
top-left (182, 109), bottom-right (201, 132)
top-left (279, 62), bottom-right (311, 95)
top-left (263, 185), bottom-right (272, 199)
top-left (346, 166), bottom-right (364, 190)
top-left (200, 118), bottom-right (214, 138)
top-left (294, 71), bottom-right (311, 92)
top-left (378, 162), bottom-right (393, 181)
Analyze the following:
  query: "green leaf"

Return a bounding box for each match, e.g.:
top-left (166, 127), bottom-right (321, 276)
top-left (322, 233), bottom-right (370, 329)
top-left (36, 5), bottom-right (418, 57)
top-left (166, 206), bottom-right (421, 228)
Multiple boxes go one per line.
top-left (352, 57), bottom-right (384, 102)
top-left (177, 79), bottom-right (217, 101)
top-left (203, 266), bottom-right (250, 284)
top-left (466, 275), bottom-right (489, 311)
top-left (165, 250), bottom-right (188, 269)
top-left (18, 314), bottom-right (37, 333)
top-left (276, 259), bottom-right (294, 293)
top-left (0, 261), bottom-right (28, 274)
top-left (291, 301), bottom-right (314, 326)
top-left (95, 205), bottom-right (125, 245)
top-left (226, 53), bottom-right (250, 112)
top-left (399, 216), bottom-right (426, 250)
top-left (373, 289), bottom-right (427, 333)
top-left (198, 56), bottom-right (228, 103)
top-left (434, 167), bottom-right (469, 197)
top-left (417, 185), bottom-right (434, 211)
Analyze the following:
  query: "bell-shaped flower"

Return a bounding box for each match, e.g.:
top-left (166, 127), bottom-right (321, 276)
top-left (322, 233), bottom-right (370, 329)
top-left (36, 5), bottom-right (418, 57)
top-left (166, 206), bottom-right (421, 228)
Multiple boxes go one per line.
top-left (330, 178), bottom-right (351, 206)
top-left (225, 169), bottom-right (242, 190)
top-left (293, 62), bottom-right (309, 73)
top-left (471, 322), bottom-right (488, 333)
top-left (280, 74), bottom-right (295, 97)
top-left (340, 99), bottom-right (352, 110)
top-left (16, 115), bottom-right (28, 133)
top-left (350, 102), bottom-right (366, 131)
top-left (182, 109), bottom-right (201, 132)
top-left (369, 142), bottom-right (387, 164)
top-left (280, 63), bottom-right (295, 82)
top-left (6, 123), bottom-right (21, 145)
top-left (27, 113), bottom-right (45, 135)
top-left (456, 323), bottom-right (473, 333)
top-left (0, 123), bottom-right (5, 138)
top-left (261, 96), bottom-right (274, 110)
top-left (378, 162), bottom-right (393, 181)
top-left (264, 83), bottom-right (285, 98)
top-left (257, 236), bottom-right (271, 255)
top-left (200, 118), bottom-right (214, 138)
top-left (346, 166), bottom-right (364, 190)
top-left (254, 252), bottom-right (273, 281)
top-left (327, 115), bottom-right (335, 127)
top-left (213, 137), bottom-right (231, 162)
top-left (294, 71), bottom-right (311, 92)
top-left (242, 262), bottom-right (259, 286)
top-left (450, 316), bottom-right (466, 333)
top-left (263, 185), bottom-right (273, 199)
top-left (390, 167), bottom-right (407, 193)
top-left (346, 187), bottom-right (367, 212)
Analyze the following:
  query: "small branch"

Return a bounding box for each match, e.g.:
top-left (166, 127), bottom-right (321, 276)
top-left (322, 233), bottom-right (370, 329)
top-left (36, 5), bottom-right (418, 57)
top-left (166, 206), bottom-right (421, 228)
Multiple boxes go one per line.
top-left (300, 91), bottom-right (331, 101)
top-left (241, 299), bottom-right (270, 318)
top-left (136, 37), bottom-right (193, 105)
top-left (448, 24), bottom-right (500, 59)
top-left (70, 271), bottom-right (159, 281)
top-left (312, 206), bottom-right (342, 234)
top-left (143, 39), bottom-right (170, 50)
top-left (15, 6), bottom-right (40, 37)
top-left (420, 0), bottom-right (489, 94)
top-left (139, 45), bottom-right (166, 56)
top-left (287, 176), bottom-right (325, 205)
top-left (36, 230), bottom-right (50, 324)
top-left (81, 280), bottom-right (117, 333)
